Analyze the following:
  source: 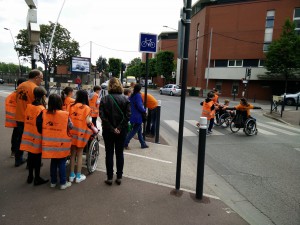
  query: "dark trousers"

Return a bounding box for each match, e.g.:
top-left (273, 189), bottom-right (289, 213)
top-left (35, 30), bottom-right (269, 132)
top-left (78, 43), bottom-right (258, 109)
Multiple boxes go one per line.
top-left (146, 108), bottom-right (157, 135)
top-left (50, 158), bottom-right (67, 185)
top-left (208, 118), bottom-right (214, 132)
top-left (102, 130), bottom-right (127, 180)
top-left (15, 122), bottom-right (25, 165)
top-left (11, 127), bottom-right (18, 154)
top-left (92, 117), bottom-right (97, 128)
top-left (27, 152), bottom-right (42, 179)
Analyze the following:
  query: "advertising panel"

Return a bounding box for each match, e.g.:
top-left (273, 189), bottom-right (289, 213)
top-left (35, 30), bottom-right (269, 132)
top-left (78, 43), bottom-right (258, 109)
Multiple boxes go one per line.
top-left (71, 57), bottom-right (90, 73)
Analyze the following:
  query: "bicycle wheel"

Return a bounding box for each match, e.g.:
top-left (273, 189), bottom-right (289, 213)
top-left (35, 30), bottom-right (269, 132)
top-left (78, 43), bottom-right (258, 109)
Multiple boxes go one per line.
top-left (141, 41), bottom-right (147, 47)
top-left (244, 119), bottom-right (257, 136)
top-left (86, 138), bottom-right (100, 173)
top-left (230, 119), bottom-right (240, 133)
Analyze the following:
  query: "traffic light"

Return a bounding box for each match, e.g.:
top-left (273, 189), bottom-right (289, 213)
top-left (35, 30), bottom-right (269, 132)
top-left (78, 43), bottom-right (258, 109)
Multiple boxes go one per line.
top-left (247, 68), bottom-right (251, 78)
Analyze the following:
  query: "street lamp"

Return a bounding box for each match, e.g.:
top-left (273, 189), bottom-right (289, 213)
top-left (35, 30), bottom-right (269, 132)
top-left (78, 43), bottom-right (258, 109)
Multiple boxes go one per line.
top-left (163, 25), bottom-right (178, 31)
top-left (4, 28), bottom-right (22, 78)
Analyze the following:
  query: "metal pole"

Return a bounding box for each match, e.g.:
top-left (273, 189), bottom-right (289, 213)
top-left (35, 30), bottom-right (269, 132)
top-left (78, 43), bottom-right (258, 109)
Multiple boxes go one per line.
top-left (155, 100), bottom-right (161, 144)
top-left (196, 117), bottom-right (207, 199)
top-left (176, 0), bottom-right (192, 190)
top-left (31, 45), bottom-right (36, 69)
top-left (205, 28), bottom-right (213, 90)
top-left (143, 53), bottom-right (149, 139)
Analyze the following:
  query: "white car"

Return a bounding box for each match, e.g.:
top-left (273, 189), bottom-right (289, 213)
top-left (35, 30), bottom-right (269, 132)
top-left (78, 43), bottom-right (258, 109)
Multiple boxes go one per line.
top-left (159, 84), bottom-right (181, 96)
top-left (0, 78), bottom-right (4, 84)
top-left (101, 80), bottom-right (109, 90)
top-left (281, 92), bottom-right (300, 106)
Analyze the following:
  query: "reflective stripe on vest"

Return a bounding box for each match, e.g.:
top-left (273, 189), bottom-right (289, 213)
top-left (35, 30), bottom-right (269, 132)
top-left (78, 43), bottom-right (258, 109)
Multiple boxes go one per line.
top-left (20, 105), bottom-right (44, 154)
top-left (5, 92), bottom-right (17, 128)
top-left (42, 110), bottom-right (71, 159)
top-left (69, 103), bottom-right (92, 148)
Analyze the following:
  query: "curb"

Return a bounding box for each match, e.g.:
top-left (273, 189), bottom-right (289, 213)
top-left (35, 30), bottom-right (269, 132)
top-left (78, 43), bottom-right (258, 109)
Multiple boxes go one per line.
top-left (263, 112), bottom-right (291, 126)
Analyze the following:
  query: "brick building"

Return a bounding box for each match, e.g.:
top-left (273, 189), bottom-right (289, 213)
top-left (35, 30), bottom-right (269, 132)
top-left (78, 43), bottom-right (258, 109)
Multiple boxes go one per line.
top-left (187, 0), bottom-right (300, 100)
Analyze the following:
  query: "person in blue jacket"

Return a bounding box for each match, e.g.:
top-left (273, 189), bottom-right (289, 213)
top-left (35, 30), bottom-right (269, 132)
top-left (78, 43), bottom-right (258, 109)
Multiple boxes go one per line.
top-left (124, 84), bottom-right (148, 149)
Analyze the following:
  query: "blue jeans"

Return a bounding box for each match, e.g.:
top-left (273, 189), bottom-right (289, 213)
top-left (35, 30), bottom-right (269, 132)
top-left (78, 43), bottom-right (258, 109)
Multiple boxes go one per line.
top-left (50, 158), bottom-right (67, 185)
top-left (124, 123), bottom-right (147, 148)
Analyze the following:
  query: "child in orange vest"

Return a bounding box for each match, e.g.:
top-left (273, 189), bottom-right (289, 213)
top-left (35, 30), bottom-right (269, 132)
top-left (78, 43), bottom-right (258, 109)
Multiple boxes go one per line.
top-left (37, 94), bottom-right (73, 190)
top-left (89, 85), bottom-right (101, 128)
top-left (61, 87), bottom-right (75, 111)
top-left (69, 90), bottom-right (94, 183)
top-left (20, 86), bottom-right (48, 185)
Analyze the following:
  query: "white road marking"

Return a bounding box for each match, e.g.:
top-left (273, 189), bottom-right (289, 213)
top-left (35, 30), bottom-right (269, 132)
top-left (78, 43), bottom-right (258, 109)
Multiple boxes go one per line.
top-left (256, 128), bottom-right (277, 135)
top-left (124, 152), bottom-right (173, 164)
top-left (295, 148), bottom-right (300, 152)
top-left (165, 120), bottom-right (197, 136)
top-left (258, 123), bottom-right (299, 135)
top-left (267, 122), bottom-right (300, 133)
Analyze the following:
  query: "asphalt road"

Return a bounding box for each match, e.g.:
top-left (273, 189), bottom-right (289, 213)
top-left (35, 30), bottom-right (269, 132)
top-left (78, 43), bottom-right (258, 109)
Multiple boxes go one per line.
top-left (149, 88), bottom-right (300, 225)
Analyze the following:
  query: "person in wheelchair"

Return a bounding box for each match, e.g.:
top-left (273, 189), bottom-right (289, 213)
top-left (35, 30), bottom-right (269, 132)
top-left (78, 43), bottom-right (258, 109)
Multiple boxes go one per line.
top-left (234, 98), bottom-right (261, 120)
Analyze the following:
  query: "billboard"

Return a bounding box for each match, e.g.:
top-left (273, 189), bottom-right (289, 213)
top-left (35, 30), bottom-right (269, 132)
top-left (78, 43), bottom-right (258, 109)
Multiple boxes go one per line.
top-left (71, 57), bottom-right (90, 73)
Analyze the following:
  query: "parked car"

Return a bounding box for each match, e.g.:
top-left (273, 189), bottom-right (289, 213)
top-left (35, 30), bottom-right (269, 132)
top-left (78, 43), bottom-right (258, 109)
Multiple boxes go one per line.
top-left (101, 80), bottom-right (109, 90)
top-left (281, 92), bottom-right (300, 106)
top-left (0, 78), bottom-right (4, 84)
top-left (159, 84), bottom-right (181, 96)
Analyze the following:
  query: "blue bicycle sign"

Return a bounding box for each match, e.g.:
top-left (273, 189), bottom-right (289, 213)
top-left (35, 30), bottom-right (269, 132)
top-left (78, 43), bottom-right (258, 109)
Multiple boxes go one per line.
top-left (139, 33), bottom-right (157, 53)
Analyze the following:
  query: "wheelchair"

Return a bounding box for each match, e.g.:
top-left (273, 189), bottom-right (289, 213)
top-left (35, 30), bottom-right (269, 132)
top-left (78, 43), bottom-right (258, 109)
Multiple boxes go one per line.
top-left (229, 110), bottom-right (258, 136)
top-left (83, 132), bottom-right (100, 173)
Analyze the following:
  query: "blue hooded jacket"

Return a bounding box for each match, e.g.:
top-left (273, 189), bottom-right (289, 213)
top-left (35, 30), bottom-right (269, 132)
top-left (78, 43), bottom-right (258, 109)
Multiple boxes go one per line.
top-left (129, 92), bottom-right (146, 124)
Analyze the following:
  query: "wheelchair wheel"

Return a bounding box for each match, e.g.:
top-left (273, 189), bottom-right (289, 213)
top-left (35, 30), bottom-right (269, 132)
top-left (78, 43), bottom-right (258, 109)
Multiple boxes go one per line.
top-left (244, 119), bottom-right (257, 136)
top-left (86, 138), bottom-right (100, 173)
top-left (219, 113), bottom-right (230, 128)
top-left (230, 119), bottom-right (240, 133)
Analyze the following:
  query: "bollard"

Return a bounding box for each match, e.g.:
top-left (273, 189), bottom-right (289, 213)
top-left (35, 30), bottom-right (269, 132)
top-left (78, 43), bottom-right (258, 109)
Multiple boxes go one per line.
top-left (296, 96), bottom-right (299, 111)
top-left (155, 100), bottom-right (161, 144)
top-left (14, 79), bottom-right (17, 90)
top-left (196, 117), bottom-right (207, 199)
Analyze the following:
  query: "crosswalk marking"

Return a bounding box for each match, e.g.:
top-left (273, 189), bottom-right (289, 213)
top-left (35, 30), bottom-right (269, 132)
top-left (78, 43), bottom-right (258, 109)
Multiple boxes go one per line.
top-left (256, 128), bottom-right (277, 135)
top-left (257, 123), bottom-right (299, 136)
top-left (164, 120), bottom-right (197, 136)
top-left (267, 122), bottom-right (300, 133)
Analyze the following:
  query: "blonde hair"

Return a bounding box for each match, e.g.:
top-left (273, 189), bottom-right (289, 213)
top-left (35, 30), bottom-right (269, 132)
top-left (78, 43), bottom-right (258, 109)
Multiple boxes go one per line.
top-left (224, 99), bottom-right (230, 104)
top-left (108, 77), bottom-right (123, 94)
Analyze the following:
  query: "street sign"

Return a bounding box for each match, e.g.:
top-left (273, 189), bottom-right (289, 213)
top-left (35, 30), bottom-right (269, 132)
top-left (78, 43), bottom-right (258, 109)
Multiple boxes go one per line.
top-left (139, 33), bottom-right (157, 53)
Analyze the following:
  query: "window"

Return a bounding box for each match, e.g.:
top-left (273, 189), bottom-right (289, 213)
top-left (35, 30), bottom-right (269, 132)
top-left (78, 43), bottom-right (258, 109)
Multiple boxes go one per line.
top-left (231, 83), bottom-right (239, 95)
top-left (216, 81), bottom-right (222, 93)
top-left (228, 60), bottom-right (243, 67)
top-left (294, 8), bottom-right (300, 35)
top-left (263, 10), bottom-right (275, 52)
top-left (259, 60), bottom-right (265, 67)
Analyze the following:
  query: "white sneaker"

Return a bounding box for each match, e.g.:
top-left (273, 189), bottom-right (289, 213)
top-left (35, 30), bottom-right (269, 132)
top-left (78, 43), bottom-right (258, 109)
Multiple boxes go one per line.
top-left (75, 174), bottom-right (86, 183)
top-left (69, 175), bottom-right (75, 182)
top-left (60, 181), bottom-right (72, 190)
top-left (50, 183), bottom-right (56, 188)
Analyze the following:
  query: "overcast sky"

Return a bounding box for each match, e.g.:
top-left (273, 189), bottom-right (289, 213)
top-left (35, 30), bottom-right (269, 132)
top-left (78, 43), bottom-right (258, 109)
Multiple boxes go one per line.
top-left (0, 0), bottom-right (197, 68)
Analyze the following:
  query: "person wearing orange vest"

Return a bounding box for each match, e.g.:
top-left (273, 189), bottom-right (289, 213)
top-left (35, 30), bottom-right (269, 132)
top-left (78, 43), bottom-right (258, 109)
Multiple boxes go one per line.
top-left (198, 92), bottom-right (216, 135)
top-left (37, 94), bottom-right (73, 190)
top-left (69, 90), bottom-right (93, 183)
top-left (20, 87), bottom-right (49, 186)
top-left (15, 69), bottom-right (44, 167)
top-left (5, 77), bottom-right (26, 158)
top-left (141, 92), bottom-right (158, 138)
top-left (61, 87), bottom-right (75, 111)
top-left (89, 85), bottom-right (101, 128)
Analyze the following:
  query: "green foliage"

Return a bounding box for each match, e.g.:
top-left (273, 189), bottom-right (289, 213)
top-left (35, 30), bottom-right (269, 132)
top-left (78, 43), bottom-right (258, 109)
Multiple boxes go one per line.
top-left (155, 51), bottom-right (175, 83)
top-left (127, 57), bottom-right (141, 68)
top-left (96, 56), bottom-right (108, 73)
top-left (15, 22), bottom-right (80, 73)
top-left (265, 19), bottom-right (300, 92)
top-left (0, 62), bottom-right (30, 75)
top-left (108, 58), bottom-right (121, 77)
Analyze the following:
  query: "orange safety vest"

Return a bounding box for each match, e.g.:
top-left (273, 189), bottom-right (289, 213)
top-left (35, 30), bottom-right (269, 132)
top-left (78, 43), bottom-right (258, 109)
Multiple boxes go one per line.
top-left (42, 110), bottom-right (72, 159)
top-left (69, 103), bottom-right (92, 148)
top-left (62, 96), bottom-right (75, 111)
top-left (89, 93), bottom-right (99, 117)
top-left (5, 91), bottom-right (17, 128)
top-left (212, 94), bottom-right (219, 104)
top-left (20, 104), bottom-right (45, 154)
top-left (201, 101), bottom-right (215, 120)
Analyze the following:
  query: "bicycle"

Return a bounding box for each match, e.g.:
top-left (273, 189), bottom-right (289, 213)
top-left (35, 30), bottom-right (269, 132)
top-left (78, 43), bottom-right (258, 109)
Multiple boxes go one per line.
top-left (229, 110), bottom-right (258, 136)
top-left (141, 38), bottom-right (156, 48)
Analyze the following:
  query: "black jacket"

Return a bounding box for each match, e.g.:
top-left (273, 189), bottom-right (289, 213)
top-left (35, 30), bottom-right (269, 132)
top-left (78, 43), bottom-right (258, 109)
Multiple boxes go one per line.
top-left (99, 93), bottom-right (131, 133)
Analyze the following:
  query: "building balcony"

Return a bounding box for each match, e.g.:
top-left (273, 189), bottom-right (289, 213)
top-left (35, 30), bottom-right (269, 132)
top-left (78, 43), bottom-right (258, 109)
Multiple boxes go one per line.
top-left (205, 67), bottom-right (268, 80)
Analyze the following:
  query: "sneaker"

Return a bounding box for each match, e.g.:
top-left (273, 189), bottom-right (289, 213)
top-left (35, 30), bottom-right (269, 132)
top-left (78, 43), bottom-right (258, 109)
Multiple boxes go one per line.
top-left (206, 132), bottom-right (211, 136)
top-left (141, 145), bottom-right (149, 149)
top-left (75, 174), bottom-right (86, 183)
top-left (208, 130), bottom-right (213, 134)
top-left (60, 182), bottom-right (72, 190)
top-left (50, 183), bottom-right (57, 188)
top-left (69, 174), bottom-right (76, 182)
top-left (124, 146), bottom-right (131, 150)
top-left (10, 152), bottom-right (15, 158)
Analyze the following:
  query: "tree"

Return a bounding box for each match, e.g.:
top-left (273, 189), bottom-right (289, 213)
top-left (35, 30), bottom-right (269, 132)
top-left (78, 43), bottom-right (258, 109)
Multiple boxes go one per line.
top-left (15, 22), bottom-right (80, 73)
top-left (96, 56), bottom-right (108, 73)
top-left (108, 58), bottom-right (121, 77)
top-left (264, 19), bottom-right (300, 93)
top-left (149, 58), bottom-right (157, 78)
top-left (127, 57), bottom-right (142, 68)
top-left (155, 51), bottom-right (175, 83)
